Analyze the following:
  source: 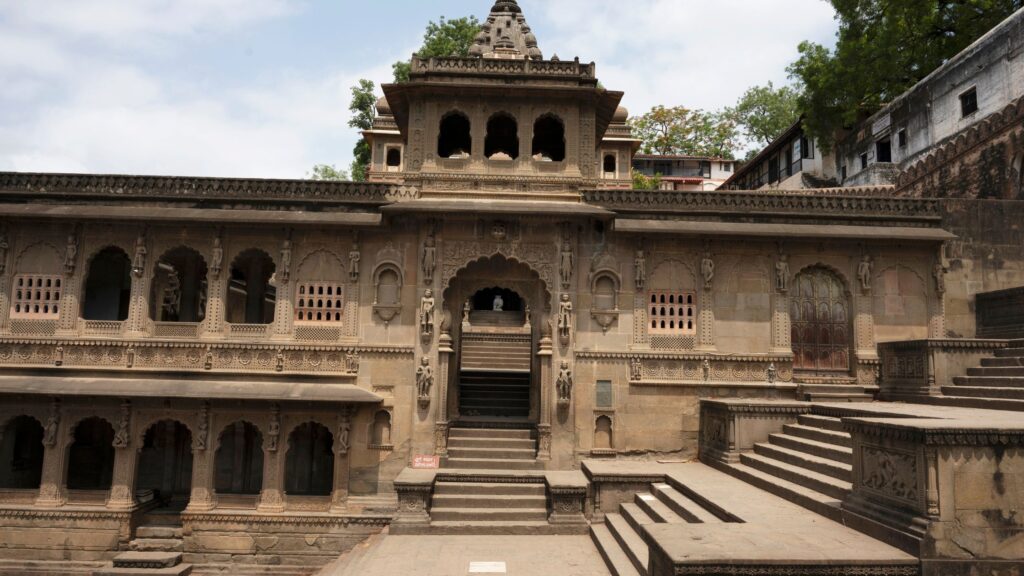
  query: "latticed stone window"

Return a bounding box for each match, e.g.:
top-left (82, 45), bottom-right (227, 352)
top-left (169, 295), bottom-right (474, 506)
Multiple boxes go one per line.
top-left (648, 291), bottom-right (695, 334)
top-left (295, 282), bottom-right (344, 323)
top-left (11, 275), bottom-right (62, 319)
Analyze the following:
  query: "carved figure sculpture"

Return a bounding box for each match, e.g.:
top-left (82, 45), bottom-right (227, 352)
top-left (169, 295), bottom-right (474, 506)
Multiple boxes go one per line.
top-left (210, 236), bottom-right (224, 280)
top-left (630, 357), bottom-right (643, 381)
top-left (349, 241), bottom-right (361, 282)
top-left (767, 363), bottom-right (778, 385)
top-left (701, 250), bottom-right (715, 289)
top-left (280, 238), bottom-right (292, 283)
top-left (560, 239), bottom-right (574, 288)
top-left (422, 234), bottom-right (436, 285)
top-left (416, 357), bottom-right (434, 407)
top-left (345, 351), bottom-right (359, 374)
top-left (775, 254), bottom-right (790, 293)
top-left (557, 294), bottom-right (573, 343)
top-left (463, 300), bottom-right (471, 324)
top-left (112, 401), bottom-right (131, 449)
top-left (634, 249), bottom-right (646, 290)
top-left (338, 415), bottom-right (351, 456)
top-left (493, 294), bottom-right (504, 311)
top-left (64, 233), bottom-right (78, 275)
top-left (43, 399), bottom-right (60, 447)
top-left (267, 405), bottom-right (280, 452)
top-left (702, 358), bottom-right (711, 383)
top-left (933, 262), bottom-right (947, 294)
top-left (556, 361), bottom-right (573, 406)
top-left (420, 290), bottom-right (435, 335)
top-left (195, 402), bottom-right (209, 450)
top-left (0, 232), bottom-right (9, 275)
top-left (858, 255), bottom-right (873, 292)
top-left (132, 235), bottom-right (147, 277)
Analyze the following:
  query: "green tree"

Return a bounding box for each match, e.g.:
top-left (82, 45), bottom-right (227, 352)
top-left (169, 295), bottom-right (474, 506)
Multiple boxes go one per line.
top-left (632, 171), bottom-right (663, 190)
top-left (728, 82), bottom-right (801, 147)
top-left (392, 16), bottom-right (481, 83)
top-left (789, 0), bottom-right (1022, 147)
top-left (308, 164), bottom-right (349, 181)
top-left (347, 79), bottom-right (377, 182)
top-left (630, 106), bottom-right (739, 159)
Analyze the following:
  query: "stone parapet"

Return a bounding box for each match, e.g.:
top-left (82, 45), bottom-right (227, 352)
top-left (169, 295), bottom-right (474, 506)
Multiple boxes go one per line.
top-left (544, 471), bottom-right (588, 525)
top-left (877, 339), bottom-right (1008, 400)
top-left (698, 399), bottom-right (811, 465)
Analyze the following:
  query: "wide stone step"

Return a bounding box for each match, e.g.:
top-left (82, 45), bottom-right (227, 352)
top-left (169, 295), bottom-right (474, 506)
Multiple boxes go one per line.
top-left (448, 428), bottom-right (532, 440)
top-left (433, 481), bottom-right (545, 496)
top-left (93, 566), bottom-right (192, 576)
top-left (967, 366), bottom-right (1024, 377)
top-left (804, 392), bottom-right (875, 402)
top-left (134, 526), bottom-right (183, 540)
top-left (797, 414), bottom-right (846, 433)
top-left (993, 347), bottom-right (1024, 358)
top-left (606, 513), bottom-right (649, 576)
top-left (651, 483), bottom-right (721, 523)
top-left (447, 447), bottom-right (536, 460)
top-left (716, 461), bottom-right (843, 523)
top-left (459, 388), bottom-right (530, 397)
top-left (769, 433), bottom-right (853, 465)
top-left (941, 385), bottom-right (1024, 400)
top-left (444, 457), bottom-right (544, 470)
top-left (952, 375), bottom-right (1024, 388)
top-left (129, 539), bottom-right (184, 553)
top-left (432, 494), bottom-right (546, 509)
top-left (782, 423), bottom-right (853, 448)
top-left (633, 492), bottom-right (685, 524)
top-left (929, 395), bottom-right (1024, 411)
top-left (754, 442), bottom-right (852, 482)
top-left (113, 552), bottom-right (181, 569)
top-left (981, 356), bottom-right (1024, 367)
top-left (739, 452), bottom-right (852, 501)
top-left (446, 437), bottom-right (536, 450)
top-left (591, 523), bottom-right (642, 576)
top-left (620, 502), bottom-right (656, 534)
top-left (429, 507), bottom-right (548, 522)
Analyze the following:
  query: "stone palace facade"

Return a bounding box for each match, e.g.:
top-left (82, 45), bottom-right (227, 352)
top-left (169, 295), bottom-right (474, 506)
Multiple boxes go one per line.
top-left (1, 1), bottom-right (1023, 574)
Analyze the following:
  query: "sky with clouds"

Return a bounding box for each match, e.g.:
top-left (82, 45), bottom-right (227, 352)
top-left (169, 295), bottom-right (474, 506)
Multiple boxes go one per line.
top-left (0, 0), bottom-right (839, 179)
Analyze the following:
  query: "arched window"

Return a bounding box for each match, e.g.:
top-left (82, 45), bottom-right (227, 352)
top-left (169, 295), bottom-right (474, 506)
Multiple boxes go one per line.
top-left (227, 249), bottom-right (276, 325)
top-left (385, 147), bottom-right (402, 170)
top-left (595, 416), bottom-right (613, 450)
top-left (438, 112), bottom-right (472, 159)
top-left (137, 421), bottom-right (193, 502)
top-left (285, 422), bottom-right (334, 496)
top-left (374, 266), bottom-right (401, 306)
top-left (214, 422), bottom-right (263, 495)
top-left (594, 275), bottom-right (617, 311)
top-left (485, 113), bottom-right (519, 160)
top-left (82, 247), bottom-right (132, 321)
top-left (603, 154), bottom-right (617, 175)
top-left (0, 416), bottom-right (44, 489)
top-left (150, 247), bottom-right (208, 323)
top-left (67, 417), bottom-right (115, 491)
top-left (532, 114), bottom-right (565, 161)
top-left (371, 411), bottom-right (392, 446)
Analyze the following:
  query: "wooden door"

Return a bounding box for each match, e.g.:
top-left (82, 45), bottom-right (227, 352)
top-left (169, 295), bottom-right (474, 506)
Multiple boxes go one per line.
top-left (791, 268), bottom-right (850, 372)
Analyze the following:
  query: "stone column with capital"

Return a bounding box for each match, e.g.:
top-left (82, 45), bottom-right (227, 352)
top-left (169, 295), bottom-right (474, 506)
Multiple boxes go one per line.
top-left (107, 445), bottom-right (139, 511)
top-left (35, 417), bottom-right (68, 508)
top-left (257, 434), bottom-right (285, 513)
top-left (187, 443), bottom-right (216, 512)
top-left (536, 331), bottom-right (553, 461)
top-left (434, 331), bottom-right (454, 457)
top-left (126, 242), bottom-right (152, 338)
top-left (330, 408), bottom-right (354, 512)
top-left (205, 272), bottom-right (225, 337)
top-left (771, 291), bottom-right (792, 355)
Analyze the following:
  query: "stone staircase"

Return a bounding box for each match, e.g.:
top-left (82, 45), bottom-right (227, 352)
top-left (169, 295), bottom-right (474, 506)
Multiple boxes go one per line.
top-left (796, 377), bottom-right (877, 402)
top-left (941, 342), bottom-right (1024, 411)
top-left (427, 478), bottom-right (549, 534)
top-left (445, 426), bottom-right (541, 471)
top-left (591, 481), bottom-right (739, 576)
top-left (457, 373), bottom-right (532, 419)
top-left (93, 526), bottom-right (191, 576)
top-left (716, 413), bottom-right (853, 522)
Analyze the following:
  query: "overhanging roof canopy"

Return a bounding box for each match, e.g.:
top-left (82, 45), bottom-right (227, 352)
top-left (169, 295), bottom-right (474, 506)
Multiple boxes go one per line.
top-left (615, 219), bottom-right (955, 242)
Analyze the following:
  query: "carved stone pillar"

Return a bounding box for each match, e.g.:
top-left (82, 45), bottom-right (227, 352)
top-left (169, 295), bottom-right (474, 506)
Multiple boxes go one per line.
top-left (344, 283), bottom-right (360, 339)
top-left (273, 276), bottom-right (293, 338)
top-left (928, 289), bottom-right (946, 339)
top-left (35, 430), bottom-right (68, 508)
top-left (126, 254), bottom-right (151, 337)
top-left (187, 443), bottom-right (215, 511)
top-left (257, 440), bottom-right (285, 513)
top-left (537, 333), bottom-right (553, 461)
top-left (330, 409), bottom-right (353, 512)
top-left (771, 291), bottom-right (792, 355)
top-left (107, 446), bottom-right (138, 510)
top-left (697, 290), bottom-right (715, 350)
top-left (57, 270), bottom-right (81, 336)
top-left (205, 274), bottom-right (225, 336)
top-left (854, 291), bottom-right (876, 361)
top-left (434, 331), bottom-right (454, 457)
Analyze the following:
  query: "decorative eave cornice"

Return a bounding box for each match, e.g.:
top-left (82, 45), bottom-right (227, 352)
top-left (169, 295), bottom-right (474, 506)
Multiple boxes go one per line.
top-left (575, 351), bottom-right (793, 362)
top-left (699, 399), bottom-right (811, 415)
top-left (844, 419), bottom-right (1024, 447)
top-left (876, 338), bottom-right (1009, 352)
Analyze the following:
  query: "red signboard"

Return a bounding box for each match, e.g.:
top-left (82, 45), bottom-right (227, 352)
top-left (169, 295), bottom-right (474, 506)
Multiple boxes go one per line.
top-left (412, 455), bottom-right (440, 469)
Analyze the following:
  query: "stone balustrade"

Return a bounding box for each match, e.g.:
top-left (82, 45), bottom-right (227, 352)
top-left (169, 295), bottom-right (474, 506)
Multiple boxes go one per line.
top-left (877, 339), bottom-right (1008, 400)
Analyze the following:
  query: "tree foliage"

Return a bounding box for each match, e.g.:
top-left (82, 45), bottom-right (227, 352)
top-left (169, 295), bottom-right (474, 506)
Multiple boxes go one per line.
top-left (789, 0), bottom-right (1022, 146)
top-left (727, 82), bottom-right (801, 147)
top-left (630, 106), bottom-right (739, 159)
top-left (308, 164), bottom-right (349, 181)
top-left (347, 79), bottom-right (376, 182)
top-left (393, 16), bottom-right (481, 83)
top-left (632, 171), bottom-right (663, 190)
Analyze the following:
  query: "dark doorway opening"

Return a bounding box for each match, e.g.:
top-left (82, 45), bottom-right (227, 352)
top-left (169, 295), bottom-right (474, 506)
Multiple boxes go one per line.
top-left (137, 421), bottom-right (193, 503)
top-left (67, 418), bottom-right (115, 490)
top-left (438, 113), bottom-right (472, 158)
top-left (485, 114), bottom-right (519, 159)
top-left (471, 287), bottom-right (524, 312)
top-left (0, 416), bottom-right (44, 489)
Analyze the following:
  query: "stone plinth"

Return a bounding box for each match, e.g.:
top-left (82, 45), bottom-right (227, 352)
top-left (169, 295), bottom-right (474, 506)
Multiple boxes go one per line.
top-left (878, 339), bottom-right (1008, 400)
top-left (698, 399), bottom-right (810, 465)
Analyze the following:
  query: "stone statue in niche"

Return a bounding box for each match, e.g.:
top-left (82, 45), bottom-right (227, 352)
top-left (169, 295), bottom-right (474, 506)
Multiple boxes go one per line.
top-left (493, 294), bottom-right (504, 311)
top-left (491, 221), bottom-right (507, 241)
top-left (338, 415), bottom-right (351, 456)
top-left (767, 363), bottom-right (778, 384)
top-left (630, 357), bottom-right (643, 381)
top-left (349, 237), bottom-right (361, 283)
top-left (556, 362), bottom-right (573, 406)
top-left (112, 401), bottom-right (131, 449)
top-left (132, 234), bottom-right (147, 277)
top-left (64, 232), bottom-right (79, 276)
top-left (634, 249), bottom-right (646, 290)
top-left (933, 262), bottom-right (947, 294)
top-left (210, 236), bottom-right (224, 280)
top-left (194, 402), bottom-right (209, 451)
top-left (267, 404), bottom-right (280, 452)
top-left (701, 248), bottom-right (715, 289)
top-left (43, 399), bottom-right (60, 447)
top-left (560, 239), bottom-right (574, 289)
top-left (462, 300), bottom-right (471, 324)
top-left (0, 231), bottom-right (9, 275)
top-left (345, 351), bottom-right (359, 374)
top-left (557, 294), bottom-right (573, 343)
top-left (416, 357), bottom-right (434, 408)
top-left (775, 254), bottom-right (790, 293)
top-left (702, 358), bottom-right (711, 382)
top-left (420, 290), bottom-right (436, 336)
top-left (858, 255), bottom-right (873, 293)
top-left (422, 233), bottom-right (436, 285)
top-left (280, 238), bottom-right (292, 283)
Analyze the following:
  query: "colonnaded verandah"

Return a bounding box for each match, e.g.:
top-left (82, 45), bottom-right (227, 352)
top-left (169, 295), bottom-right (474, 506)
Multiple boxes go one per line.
top-left (0, 1), bottom-right (1023, 575)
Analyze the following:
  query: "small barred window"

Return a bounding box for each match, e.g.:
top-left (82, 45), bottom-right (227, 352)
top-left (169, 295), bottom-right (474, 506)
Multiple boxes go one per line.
top-left (11, 275), bottom-right (63, 319)
top-left (295, 282), bottom-right (344, 323)
top-left (649, 291), bottom-right (695, 334)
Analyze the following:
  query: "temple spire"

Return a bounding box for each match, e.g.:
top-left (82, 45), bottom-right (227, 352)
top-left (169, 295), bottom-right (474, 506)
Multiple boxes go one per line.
top-left (469, 0), bottom-right (543, 60)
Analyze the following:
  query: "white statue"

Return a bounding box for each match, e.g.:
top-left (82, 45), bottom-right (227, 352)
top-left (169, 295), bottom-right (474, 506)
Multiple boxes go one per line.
top-left (493, 294), bottom-right (504, 311)
top-left (858, 255), bottom-right (873, 292)
top-left (557, 294), bottom-right (573, 341)
top-left (420, 290), bottom-right (435, 335)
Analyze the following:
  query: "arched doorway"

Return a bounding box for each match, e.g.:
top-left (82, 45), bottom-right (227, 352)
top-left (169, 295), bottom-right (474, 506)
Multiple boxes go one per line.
top-left (791, 267), bottom-right (851, 373)
top-left (444, 255), bottom-right (550, 422)
top-left (137, 420), bottom-right (193, 506)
